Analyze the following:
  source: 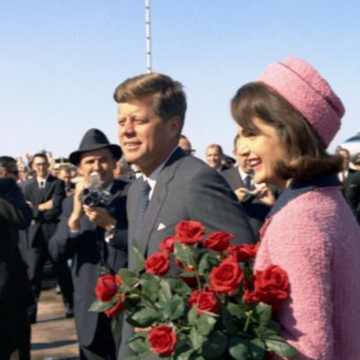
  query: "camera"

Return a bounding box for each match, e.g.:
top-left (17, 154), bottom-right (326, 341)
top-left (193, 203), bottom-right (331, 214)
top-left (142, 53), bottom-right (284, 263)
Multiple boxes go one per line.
top-left (80, 173), bottom-right (111, 207)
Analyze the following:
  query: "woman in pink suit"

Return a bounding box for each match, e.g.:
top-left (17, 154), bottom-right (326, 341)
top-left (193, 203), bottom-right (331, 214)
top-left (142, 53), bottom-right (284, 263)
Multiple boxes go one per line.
top-left (231, 56), bottom-right (360, 360)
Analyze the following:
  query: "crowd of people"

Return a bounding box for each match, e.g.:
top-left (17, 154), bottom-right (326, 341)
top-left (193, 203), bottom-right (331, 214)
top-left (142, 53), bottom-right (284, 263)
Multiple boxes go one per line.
top-left (1, 56), bottom-right (360, 360)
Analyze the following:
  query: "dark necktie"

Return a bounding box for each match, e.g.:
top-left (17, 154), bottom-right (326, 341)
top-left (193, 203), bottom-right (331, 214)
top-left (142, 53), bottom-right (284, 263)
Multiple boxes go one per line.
top-left (135, 180), bottom-right (151, 238)
top-left (40, 180), bottom-right (45, 189)
top-left (244, 175), bottom-right (253, 191)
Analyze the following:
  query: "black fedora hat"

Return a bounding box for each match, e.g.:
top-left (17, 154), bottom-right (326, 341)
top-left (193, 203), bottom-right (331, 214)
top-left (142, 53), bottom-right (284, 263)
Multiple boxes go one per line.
top-left (69, 128), bottom-right (122, 165)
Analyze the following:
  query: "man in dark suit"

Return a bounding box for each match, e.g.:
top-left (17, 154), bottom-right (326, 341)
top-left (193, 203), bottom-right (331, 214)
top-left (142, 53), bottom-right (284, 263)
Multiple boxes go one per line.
top-left (114, 73), bottom-right (255, 360)
top-left (0, 176), bottom-right (33, 360)
top-left (49, 129), bottom-right (129, 360)
top-left (222, 134), bottom-right (278, 237)
top-left (23, 153), bottom-right (73, 322)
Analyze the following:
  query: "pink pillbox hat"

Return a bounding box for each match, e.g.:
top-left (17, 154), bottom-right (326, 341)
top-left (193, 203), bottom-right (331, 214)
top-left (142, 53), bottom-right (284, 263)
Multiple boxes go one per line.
top-left (258, 56), bottom-right (345, 147)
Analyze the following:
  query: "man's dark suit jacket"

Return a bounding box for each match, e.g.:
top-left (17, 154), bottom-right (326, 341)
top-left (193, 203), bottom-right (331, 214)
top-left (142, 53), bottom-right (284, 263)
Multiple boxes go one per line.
top-left (0, 178), bottom-right (33, 311)
top-left (49, 179), bottom-right (129, 348)
top-left (345, 170), bottom-right (360, 224)
top-left (23, 174), bottom-right (65, 247)
top-left (118, 148), bottom-right (255, 360)
top-left (222, 167), bottom-right (278, 237)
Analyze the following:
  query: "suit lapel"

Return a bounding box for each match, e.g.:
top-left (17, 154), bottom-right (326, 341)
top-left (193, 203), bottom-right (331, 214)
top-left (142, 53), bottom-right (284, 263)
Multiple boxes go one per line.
top-left (136, 148), bottom-right (186, 257)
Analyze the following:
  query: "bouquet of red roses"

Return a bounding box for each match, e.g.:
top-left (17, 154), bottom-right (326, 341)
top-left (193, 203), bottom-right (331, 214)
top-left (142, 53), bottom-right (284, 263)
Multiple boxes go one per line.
top-left (90, 220), bottom-right (298, 360)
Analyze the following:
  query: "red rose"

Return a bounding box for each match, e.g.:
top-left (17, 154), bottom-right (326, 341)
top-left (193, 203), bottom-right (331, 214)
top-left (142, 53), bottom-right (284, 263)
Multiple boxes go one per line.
top-left (244, 265), bottom-right (290, 305)
top-left (159, 236), bottom-right (175, 253)
top-left (227, 243), bottom-right (260, 262)
top-left (148, 325), bottom-right (177, 356)
top-left (105, 294), bottom-right (125, 317)
top-left (203, 231), bottom-right (234, 251)
top-left (188, 290), bottom-right (219, 314)
top-left (175, 220), bottom-right (205, 245)
top-left (95, 274), bottom-right (118, 302)
top-left (145, 252), bottom-right (170, 276)
top-left (209, 257), bottom-right (244, 295)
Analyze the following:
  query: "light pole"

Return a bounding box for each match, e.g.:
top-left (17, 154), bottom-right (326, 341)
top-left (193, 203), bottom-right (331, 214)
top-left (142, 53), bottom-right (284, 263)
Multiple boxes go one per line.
top-left (145, 0), bottom-right (152, 73)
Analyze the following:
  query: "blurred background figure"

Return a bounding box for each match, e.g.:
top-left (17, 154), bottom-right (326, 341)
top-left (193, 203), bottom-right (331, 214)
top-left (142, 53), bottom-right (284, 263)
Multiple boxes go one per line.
top-left (178, 135), bottom-right (195, 156)
top-left (222, 154), bottom-right (236, 169)
top-left (0, 161), bottom-right (33, 360)
top-left (57, 166), bottom-right (75, 197)
top-left (205, 143), bottom-right (229, 171)
top-left (23, 153), bottom-right (73, 323)
top-left (222, 135), bottom-right (277, 237)
top-left (113, 156), bottom-right (131, 179)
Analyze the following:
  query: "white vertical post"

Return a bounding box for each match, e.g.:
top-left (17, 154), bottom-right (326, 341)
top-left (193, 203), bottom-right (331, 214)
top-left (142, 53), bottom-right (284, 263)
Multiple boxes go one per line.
top-left (145, 0), bottom-right (152, 73)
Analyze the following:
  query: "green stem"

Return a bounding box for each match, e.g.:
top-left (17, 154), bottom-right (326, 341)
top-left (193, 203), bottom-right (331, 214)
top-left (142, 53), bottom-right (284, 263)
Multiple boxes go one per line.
top-left (244, 311), bottom-right (252, 332)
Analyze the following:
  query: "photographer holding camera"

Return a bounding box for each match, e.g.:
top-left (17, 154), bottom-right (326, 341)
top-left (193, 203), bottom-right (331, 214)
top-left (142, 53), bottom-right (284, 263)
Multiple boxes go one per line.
top-left (50, 129), bottom-right (129, 360)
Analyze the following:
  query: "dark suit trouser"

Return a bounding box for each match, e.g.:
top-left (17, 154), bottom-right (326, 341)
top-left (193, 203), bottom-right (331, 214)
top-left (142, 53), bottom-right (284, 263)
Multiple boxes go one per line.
top-left (29, 244), bottom-right (73, 318)
top-left (0, 306), bottom-right (30, 360)
top-left (80, 314), bottom-right (121, 360)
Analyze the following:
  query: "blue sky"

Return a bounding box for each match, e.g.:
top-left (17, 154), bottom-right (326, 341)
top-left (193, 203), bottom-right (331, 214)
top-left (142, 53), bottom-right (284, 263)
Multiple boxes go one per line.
top-left (1, 0), bottom-right (359, 161)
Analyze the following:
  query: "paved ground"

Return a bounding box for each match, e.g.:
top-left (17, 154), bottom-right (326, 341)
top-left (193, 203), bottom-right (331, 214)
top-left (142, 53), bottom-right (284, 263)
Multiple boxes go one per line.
top-left (31, 289), bottom-right (79, 360)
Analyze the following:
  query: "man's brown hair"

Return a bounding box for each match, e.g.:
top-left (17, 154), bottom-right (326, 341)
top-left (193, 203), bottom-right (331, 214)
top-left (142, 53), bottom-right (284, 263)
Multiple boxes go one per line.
top-left (114, 73), bottom-right (187, 129)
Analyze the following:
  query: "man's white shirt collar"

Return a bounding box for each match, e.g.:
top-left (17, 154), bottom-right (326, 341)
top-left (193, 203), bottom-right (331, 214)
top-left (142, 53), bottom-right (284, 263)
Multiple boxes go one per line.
top-left (143, 146), bottom-right (178, 199)
top-left (37, 174), bottom-right (49, 188)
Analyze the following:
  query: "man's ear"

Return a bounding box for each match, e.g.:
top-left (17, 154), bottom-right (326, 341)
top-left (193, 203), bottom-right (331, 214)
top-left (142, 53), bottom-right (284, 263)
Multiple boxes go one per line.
top-left (168, 116), bottom-right (182, 136)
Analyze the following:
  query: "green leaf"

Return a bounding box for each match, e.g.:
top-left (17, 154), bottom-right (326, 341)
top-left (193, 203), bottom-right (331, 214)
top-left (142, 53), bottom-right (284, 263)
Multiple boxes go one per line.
top-left (252, 302), bottom-right (272, 324)
top-left (197, 314), bottom-right (217, 336)
top-left (179, 271), bottom-right (197, 278)
top-left (254, 322), bottom-right (279, 339)
top-left (176, 349), bottom-right (194, 360)
top-left (89, 300), bottom-right (113, 312)
top-left (227, 302), bottom-right (246, 320)
top-left (201, 331), bottom-right (227, 359)
top-left (248, 338), bottom-right (266, 359)
top-left (168, 278), bottom-right (192, 296)
top-left (220, 307), bottom-right (238, 335)
top-left (111, 317), bottom-right (121, 335)
top-left (189, 328), bottom-right (206, 350)
top-left (159, 279), bottom-right (173, 303)
top-left (128, 335), bottom-right (150, 354)
top-left (198, 252), bottom-right (220, 276)
top-left (229, 337), bottom-right (248, 360)
top-left (140, 273), bottom-right (160, 302)
top-left (118, 268), bottom-right (139, 287)
top-left (132, 240), bottom-right (145, 272)
top-left (188, 306), bottom-right (198, 325)
top-left (265, 335), bottom-right (298, 357)
top-left (173, 342), bottom-right (193, 360)
top-left (127, 308), bottom-right (162, 327)
top-left (174, 242), bottom-right (197, 268)
top-left (163, 294), bottom-right (186, 321)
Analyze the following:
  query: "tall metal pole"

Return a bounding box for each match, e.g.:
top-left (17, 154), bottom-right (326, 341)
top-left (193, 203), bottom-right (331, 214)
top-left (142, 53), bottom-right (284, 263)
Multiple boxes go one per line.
top-left (145, 0), bottom-right (152, 73)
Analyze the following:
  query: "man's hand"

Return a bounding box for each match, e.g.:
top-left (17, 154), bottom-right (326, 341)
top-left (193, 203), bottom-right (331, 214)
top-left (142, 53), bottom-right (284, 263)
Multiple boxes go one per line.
top-left (83, 205), bottom-right (116, 231)
top-left (234, 187), bottom-right (255, 202)
top-left (68, 180), bottom-right (87, 231)
top-left (38, 199), bottom-right (53, 211)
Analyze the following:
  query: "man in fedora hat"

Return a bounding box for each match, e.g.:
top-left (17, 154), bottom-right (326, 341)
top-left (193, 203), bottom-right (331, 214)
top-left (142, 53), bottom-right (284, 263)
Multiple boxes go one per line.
top-left (50, 128), bottom-right (129, 360)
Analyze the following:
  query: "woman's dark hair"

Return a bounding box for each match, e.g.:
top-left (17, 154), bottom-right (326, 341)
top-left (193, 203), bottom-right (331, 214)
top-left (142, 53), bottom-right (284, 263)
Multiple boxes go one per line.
top-left (231, 82), bottom-right (342, 182)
